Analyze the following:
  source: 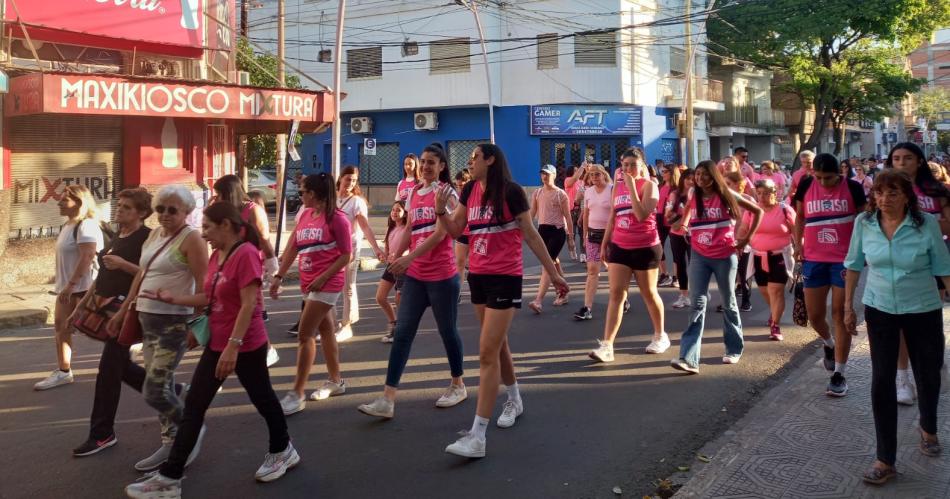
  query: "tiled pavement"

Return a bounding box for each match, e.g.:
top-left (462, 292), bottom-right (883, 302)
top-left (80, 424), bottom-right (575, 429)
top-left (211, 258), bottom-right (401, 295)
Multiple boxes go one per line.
top-left (675, 311), bottom-right (950, 499)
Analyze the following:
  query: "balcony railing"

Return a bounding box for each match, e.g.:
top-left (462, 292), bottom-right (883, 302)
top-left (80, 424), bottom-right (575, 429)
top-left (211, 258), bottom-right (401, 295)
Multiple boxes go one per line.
top-left (664, 76), bottom-right (725, 103)
top-left (711, 106), bottom-right (788, 130)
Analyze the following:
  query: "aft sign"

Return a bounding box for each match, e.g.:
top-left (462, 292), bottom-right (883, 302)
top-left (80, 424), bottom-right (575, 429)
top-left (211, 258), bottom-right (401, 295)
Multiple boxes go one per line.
top-left (530, 105), bottom-right (642, 136)
top-left (5, 73), bottom-right (325, 122)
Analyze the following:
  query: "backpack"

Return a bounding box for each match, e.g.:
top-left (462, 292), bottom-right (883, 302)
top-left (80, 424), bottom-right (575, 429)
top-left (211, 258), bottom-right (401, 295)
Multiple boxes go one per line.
top-left (74, 220), bottom-right (115, 250)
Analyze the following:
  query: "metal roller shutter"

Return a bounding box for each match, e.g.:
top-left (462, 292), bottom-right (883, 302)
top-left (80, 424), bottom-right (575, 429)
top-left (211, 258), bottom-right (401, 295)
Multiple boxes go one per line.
top-left (7, 115), bottom-right (122, 239)
top-left (447, 140), bottom-right (486, 177)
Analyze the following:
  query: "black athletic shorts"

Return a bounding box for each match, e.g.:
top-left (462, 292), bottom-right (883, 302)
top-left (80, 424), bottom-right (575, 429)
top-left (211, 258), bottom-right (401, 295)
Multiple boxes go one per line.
top-left (381, 267), bottom-right (405, 291)
top-left (606, 242), bottom-right (662, 271)
top-left (753, 253), bottom-right (788, 286)
top-left (537, 224), bottom-right (567, 260)
top-left (457, 235), bottom-right (469, 245)
top-left (468, 273), bottom-right (522, 310)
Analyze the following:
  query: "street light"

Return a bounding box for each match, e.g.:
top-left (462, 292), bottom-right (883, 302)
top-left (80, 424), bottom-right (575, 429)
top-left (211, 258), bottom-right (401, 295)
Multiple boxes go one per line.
top-left (456, 0), bottom-right (495, 143)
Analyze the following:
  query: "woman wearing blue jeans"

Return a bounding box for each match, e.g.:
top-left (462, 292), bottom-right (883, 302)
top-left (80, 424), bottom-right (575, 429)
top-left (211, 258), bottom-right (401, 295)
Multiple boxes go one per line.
top-left (357, 143), bottom-right (466, 419)
top-left (670, 160), bottom-right (762, 373)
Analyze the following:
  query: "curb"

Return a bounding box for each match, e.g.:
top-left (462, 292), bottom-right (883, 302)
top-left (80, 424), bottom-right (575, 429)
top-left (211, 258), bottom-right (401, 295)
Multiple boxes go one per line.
top-left (0, 308), bottom-right (50, 329)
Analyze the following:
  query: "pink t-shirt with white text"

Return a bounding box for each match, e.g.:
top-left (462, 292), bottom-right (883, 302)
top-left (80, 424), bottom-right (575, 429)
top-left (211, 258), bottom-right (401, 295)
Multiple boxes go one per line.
top-left (611, 178), bottom-right (660, 250)
top-left (206, 243), bottom-right (268, 353)
top-left (584, 184), bottom-right (613, 230)
top-left (689, 193), bottom-right (737, 259)
top-left (407, 182), bottom-right (458, 282)
top-left (295, 208), bottom-right (353, 293)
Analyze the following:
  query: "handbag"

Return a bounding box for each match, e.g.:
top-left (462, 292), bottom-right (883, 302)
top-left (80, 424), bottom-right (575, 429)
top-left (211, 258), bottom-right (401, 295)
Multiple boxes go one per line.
top-left (188, 242), bottom-right (242, 347)
top-left (73, 295), bottom-right (123, 342)
top-left (790, 262), bottom-right (808, 327)
top-left (117, 226), bottom-right (189, 346)
top-left (587, 228), bottom-right (606, 244)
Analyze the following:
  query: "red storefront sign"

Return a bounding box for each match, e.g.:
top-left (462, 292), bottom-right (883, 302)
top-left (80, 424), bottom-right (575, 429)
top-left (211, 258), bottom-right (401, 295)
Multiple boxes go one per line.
top-left (4, 0), bottom-right (204, 49)
top-left (5, 73), bottom-right (330, 123)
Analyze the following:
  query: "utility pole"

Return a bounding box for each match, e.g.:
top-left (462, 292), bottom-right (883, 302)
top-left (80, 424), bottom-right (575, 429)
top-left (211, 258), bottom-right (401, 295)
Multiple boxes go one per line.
top-left (238, 0), bottom-right (249, 190)
top-left (684, 0), bottom-right (695, 167)
top-left (458, 0), bottom-right (495, 143)
top-left (240, 0), bottom-right (248, 38)
top-left (276, 0), bottom-right (286, 209)
top-left (331, 0), bottom-right (346, 178)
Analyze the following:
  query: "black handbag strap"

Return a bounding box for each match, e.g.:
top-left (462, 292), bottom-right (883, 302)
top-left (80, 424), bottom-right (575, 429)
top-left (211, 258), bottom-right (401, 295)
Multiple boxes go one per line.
top-left (205, 242), bottom-right (243, 316)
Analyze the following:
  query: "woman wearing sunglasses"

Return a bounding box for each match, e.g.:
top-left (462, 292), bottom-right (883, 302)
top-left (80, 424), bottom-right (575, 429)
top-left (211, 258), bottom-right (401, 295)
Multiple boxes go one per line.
top-left (110, 185), bottom-right (209, 473)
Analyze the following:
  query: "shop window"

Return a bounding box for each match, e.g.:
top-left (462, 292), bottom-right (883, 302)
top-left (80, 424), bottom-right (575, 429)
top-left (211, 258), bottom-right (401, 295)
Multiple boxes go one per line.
top-left (359, 142), bottom-right (401, 185)
top-left (430, 38), bottom-right (471, 74)
top-left (537, 34), bottom-right (558, 69)
top-left (574, 31), bottom-right (616, 66)
top-left (448, 140), bottom-right (487, 177)
top-left (347, 46), bottom-right (382, 79)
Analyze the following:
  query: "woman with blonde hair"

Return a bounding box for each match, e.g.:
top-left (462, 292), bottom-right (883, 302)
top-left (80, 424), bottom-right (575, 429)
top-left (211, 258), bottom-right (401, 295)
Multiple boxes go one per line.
top-left (35, 185), bottom-right (105, 391)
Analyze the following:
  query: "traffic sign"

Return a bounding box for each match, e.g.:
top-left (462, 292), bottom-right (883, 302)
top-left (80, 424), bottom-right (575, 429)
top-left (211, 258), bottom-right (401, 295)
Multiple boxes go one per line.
top-left (364, 138), bottom-right (377, 156)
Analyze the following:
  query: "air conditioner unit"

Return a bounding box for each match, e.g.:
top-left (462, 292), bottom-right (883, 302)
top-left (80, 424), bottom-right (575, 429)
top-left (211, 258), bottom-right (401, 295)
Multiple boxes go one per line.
top-left (414, 112), bottom-right (438, 131)
top-left (350, 117), bottom-right (373, 134)
top-left (138, 59), bottom-right (181, 77)
top-left (238, 71), bottom-right (251, 85)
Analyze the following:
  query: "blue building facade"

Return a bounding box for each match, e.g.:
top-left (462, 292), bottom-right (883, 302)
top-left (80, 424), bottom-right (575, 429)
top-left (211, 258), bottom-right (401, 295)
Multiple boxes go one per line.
top-left (301, 104), bottom-right (681, 187)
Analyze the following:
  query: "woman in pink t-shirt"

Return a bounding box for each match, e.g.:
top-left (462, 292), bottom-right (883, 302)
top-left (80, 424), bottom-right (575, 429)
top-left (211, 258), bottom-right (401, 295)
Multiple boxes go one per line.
top-left (395, 154), bottom-right (419, 202)
top-left (665, 169), bottom-right (694, 308)
top-left (576, 164), bottom-right (612, 320)
top-left (270, 173), bottom-right (353, 416)
top-left (757, 161), bottom-right (787, 198)
top-left (139, 202), bottom-right (298, 490)
top-left (376, 201), bottom-right (408, 343)
top-left (357, 143), bottom-right (467, 419)
top-left (527, 165), bottom-right (575, 313)
top-left (741, 178), bottom-right (795, 341)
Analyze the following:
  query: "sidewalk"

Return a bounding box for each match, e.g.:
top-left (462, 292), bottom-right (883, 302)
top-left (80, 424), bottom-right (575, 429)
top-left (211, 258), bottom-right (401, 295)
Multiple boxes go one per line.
top-left (672, 310), bottom-right (950, 499)
top-left (0, 215), bottom-right (391, 329)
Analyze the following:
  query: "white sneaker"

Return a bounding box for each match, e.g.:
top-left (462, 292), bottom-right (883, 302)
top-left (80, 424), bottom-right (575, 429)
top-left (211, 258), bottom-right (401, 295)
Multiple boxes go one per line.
top-left (129, 342), bottom-right (144, 360)
top-left (358, 397), bottom-right (395, 418)
top-left (579, 253), bottom-right (587, 263)
top-left (496, 399), bottom-right (524, 428)
top-left (672, 295), bottom-right (691, 309)
top-left (335, 325), bottom-right (354, 343)
top-left (589, 340), bottom-right (614, 363)
top-left (125, 471), bottom-right (181, 499)
top-left (34, 369), bottom-right (74, 391)
top-left (254, 443), bottom-right (301, 483)
top-left (134, 443), bottom-right (172, 472)
top-left (645, 332), bottom-right (671, 354)
top-left (722, 354), bottom-right (742, 364)
top-left (897, 378), bottom-right (917, 406)
top-left (435, 384), bottom-right (468, 408)
top-left (266, 346), bottom-right (280, 368)
top-left (444, 431), bottom-right (486, 458)
top-left (310, 380), bottom-right (346, 401)
top-left (280, 392), bottom-right (306, 416)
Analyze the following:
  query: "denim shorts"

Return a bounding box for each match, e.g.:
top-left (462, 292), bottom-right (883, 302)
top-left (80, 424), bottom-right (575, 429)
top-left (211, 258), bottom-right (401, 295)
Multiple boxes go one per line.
top-left (802, 261), bottom-right (846, 288)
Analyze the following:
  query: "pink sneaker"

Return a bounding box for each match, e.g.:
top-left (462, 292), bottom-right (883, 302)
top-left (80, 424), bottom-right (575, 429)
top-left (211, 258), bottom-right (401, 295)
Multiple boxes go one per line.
top-left (770, 323), bottom-right (783, 341)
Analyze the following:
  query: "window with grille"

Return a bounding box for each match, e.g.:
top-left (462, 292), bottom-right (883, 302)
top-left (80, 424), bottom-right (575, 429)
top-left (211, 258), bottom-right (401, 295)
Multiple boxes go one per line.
top-left (359, 143), bottom-right (401, 185)
top-left (537, 33), bottom-right (558, 69)
top-left (670, 47), bottom-right (686, 76)
top-left (448, 140), bottom-right (487, 177)
top-left (574, 31), bottom-right (616, 66)
top-left (430, 38), bottom-right (471, 74)
top-left (347, 46), bottom-right (382, 79)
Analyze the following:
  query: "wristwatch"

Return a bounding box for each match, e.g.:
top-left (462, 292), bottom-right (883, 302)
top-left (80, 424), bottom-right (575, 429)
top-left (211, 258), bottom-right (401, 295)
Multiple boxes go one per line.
top-left (228, 337), bottom-right (244, 346)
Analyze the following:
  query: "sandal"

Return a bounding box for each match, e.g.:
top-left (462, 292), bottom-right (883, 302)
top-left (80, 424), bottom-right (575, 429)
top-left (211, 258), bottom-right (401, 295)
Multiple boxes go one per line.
top-left (920, 430), bottom-right (942, 457)
top-left (528, 301), bottom-right (542, 315)
top-left (862, 464), bottom-right (897, 485)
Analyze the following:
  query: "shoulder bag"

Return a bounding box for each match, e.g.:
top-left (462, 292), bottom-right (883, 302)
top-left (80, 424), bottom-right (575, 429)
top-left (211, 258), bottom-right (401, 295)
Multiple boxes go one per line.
top-left (187, 243), bottom-right (242, 347)
top-left (117, 226), bottom-right (189, 346)
top-left (790, 262), bottom-right (808, 327)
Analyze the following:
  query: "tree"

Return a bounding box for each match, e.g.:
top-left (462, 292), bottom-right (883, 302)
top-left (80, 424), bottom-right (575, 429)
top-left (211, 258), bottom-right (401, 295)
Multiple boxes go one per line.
top-left (236, 38), bottom-right (302, 169)
top-left (915, 87), bottom-right (950, 125)
top-left (709, 0), bottom-right (950, 160)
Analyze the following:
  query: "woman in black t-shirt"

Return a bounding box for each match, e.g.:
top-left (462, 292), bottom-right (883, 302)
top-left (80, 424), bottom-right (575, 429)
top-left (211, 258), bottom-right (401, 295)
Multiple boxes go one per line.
top-left (71, 188), bottom-right (155, 457)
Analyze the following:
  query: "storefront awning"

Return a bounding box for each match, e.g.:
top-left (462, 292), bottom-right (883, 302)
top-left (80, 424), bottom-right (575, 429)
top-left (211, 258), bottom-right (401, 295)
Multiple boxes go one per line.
top-left (4, 72), bottom-right (334, 133)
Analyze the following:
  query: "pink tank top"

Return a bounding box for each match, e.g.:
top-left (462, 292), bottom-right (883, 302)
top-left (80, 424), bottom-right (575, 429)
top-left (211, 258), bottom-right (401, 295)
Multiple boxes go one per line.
top-left (294, 208), bottom-right (352, 293)
top-left (657, 184), bottom-right (671, 219)
top-left (406, 182), bottom-right (457, 282)
top-left (802, 178), bottom-right (857, 263)
top-left (396, 179), bottom-right (416, 202)
top-left (240, 202), bottom-right (254, 222)
top-left (689, 192), bottom-right (736, 259)
top-left (914, 184), bottom-right (941, 217)
top-left (467, 181), bottom-right (523, 276)
top-left (611, 178), bottom-right (660, 250)
top-left (749, 203), bottom-right (794, 253)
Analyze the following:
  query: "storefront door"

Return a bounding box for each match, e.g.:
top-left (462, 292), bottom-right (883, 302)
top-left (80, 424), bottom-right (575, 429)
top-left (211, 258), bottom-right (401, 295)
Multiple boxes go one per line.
top-left (539, 139), bottom-right (630, 172)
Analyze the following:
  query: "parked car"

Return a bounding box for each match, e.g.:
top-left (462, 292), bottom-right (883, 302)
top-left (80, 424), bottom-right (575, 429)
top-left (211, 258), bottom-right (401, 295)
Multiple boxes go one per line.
top-left (247, 170), bottom-right (278, 206)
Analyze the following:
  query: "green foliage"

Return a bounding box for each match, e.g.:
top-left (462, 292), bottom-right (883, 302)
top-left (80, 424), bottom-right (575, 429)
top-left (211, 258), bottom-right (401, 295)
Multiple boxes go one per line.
top-left (915, 87), bottom-right (950, 124)
top-left (709, 0), bottom-right (950, 155)
top-left (236, 38), bottom-right (303, 169)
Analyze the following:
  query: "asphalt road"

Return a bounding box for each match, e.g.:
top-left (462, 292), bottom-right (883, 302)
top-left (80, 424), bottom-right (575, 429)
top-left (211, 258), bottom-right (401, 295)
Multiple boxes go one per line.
top-left (0, 251), bottom-right (825, 499)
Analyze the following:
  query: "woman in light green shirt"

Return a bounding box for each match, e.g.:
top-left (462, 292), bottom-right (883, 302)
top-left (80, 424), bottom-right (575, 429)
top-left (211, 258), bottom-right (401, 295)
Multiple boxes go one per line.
top-left (843, 170), bottom-right (950, 485)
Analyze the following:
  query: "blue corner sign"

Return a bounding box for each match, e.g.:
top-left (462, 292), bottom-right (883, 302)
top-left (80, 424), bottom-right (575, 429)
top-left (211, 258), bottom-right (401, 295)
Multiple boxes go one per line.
top-left (0, 69), bottom-right (7, 94)
top-left (530, 105), bottom-right (642, 136)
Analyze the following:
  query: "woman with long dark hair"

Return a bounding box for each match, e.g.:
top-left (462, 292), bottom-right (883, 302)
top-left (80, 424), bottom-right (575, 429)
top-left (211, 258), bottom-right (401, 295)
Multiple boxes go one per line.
top-left (436, 143), bottom-right (568, 458)
top-left (396, 154), bottom-right (420, 202)
top-left (887, 142), bottom-right (950, 405)
top-left (670, 160), bottom-right (762, 374)
top-left (792, 153), bottom-right (867, 396)
top-left (357, 143), bottom-right (467, 419)
top-left (843, 170), bottom-right (950, 485)
top-left (666, 169), bottom-right (693, 309)
top-left (271, 173), bottom-right (352, 415)
top-left (125, 203), bottom-right (298, 498)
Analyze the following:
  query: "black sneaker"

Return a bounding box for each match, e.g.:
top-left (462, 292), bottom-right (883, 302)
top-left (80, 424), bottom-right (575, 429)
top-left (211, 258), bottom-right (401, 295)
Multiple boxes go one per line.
top-left (827, 372), bottom-right (848, 397)
top-left (573, 306), bottom-right (593, 321)
top-left (73, 434), bottom-right (117, 457)
top-left (288, 322), bottom-right (299, 336)
top-left (262, 309), bottom-right (269, 322)
top-left (623, 300), bottom-right (631, 314)
top-left (822, 345), bottom-right (835, 371)
top-left (716, 304), bottom-right (724, 313)
top-left (739, 301), bottom-right (752, 312)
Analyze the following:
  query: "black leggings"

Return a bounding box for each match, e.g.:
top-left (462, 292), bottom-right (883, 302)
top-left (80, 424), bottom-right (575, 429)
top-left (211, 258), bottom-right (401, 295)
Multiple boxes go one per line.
top-left (737, 252), bottom-right (751, 302)
top-left (865, 306), bottom-right (944, 466)
top-left (658, 222), bottom-right (671, 264)
top-left (669, 234), bottom-right (691, 291)
top-left (160, 344), bottom-right (290, 479)
top-left (89, 337), bottom-right (146, 440)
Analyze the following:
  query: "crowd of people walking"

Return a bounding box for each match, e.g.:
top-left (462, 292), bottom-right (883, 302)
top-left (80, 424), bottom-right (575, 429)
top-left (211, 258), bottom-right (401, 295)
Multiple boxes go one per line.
top-left (31, 140), bottom-right (950, 496)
